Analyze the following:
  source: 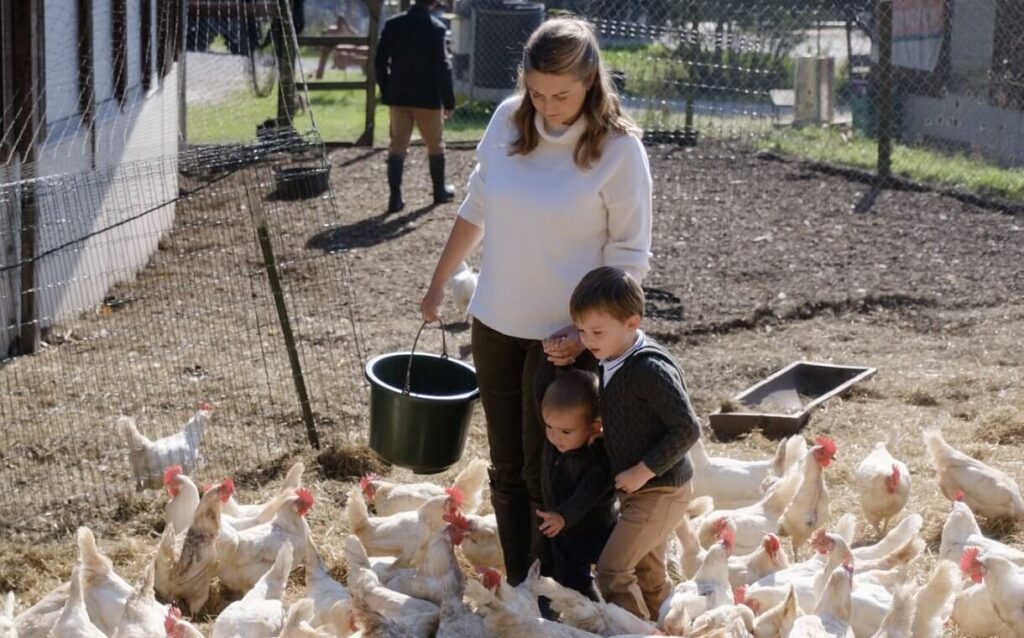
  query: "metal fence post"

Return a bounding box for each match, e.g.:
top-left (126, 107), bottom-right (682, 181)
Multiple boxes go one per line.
top-left (877, 0), bottom-right (893, 182)
top-left (275, 0), bottom-right (298, 124)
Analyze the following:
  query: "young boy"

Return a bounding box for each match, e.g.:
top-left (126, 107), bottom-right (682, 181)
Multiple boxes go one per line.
top-left (569, 266), bottom-right (701, 620)
top-left (535, 369), bottom-right (617, 600)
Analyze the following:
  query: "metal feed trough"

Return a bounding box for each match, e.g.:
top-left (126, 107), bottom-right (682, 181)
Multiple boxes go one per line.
top-left (709, 361), bottom-right (877, 439)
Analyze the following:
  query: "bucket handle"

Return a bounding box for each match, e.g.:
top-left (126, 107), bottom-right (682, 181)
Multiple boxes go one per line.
top-left (403, 319), bottom-right (449, 395)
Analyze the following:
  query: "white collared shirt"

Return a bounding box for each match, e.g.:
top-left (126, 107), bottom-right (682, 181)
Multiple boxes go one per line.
top-left (600, 331), bottom-right (646, 387)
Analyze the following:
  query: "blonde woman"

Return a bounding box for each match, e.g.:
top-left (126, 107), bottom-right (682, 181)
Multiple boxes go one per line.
top-left (420, 17), bottom-right (652, 589)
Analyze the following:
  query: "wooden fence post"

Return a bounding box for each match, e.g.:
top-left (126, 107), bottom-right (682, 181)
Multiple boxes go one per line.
top-left (358, 0), bottom-right (382, 147)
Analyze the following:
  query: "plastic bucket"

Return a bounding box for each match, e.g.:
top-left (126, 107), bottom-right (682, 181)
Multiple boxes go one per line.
top-left (364, 321), bottom-right (479, 473)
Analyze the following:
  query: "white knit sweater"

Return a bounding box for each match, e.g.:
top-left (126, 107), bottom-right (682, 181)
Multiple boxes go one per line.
top-left (458, 96), bottom-right (653, 340)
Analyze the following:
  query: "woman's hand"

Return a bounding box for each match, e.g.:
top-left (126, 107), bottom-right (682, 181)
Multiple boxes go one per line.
top-left (542, 325), bottom-right (584, 366)
top-left (420, 284), bottom-right (445, 323)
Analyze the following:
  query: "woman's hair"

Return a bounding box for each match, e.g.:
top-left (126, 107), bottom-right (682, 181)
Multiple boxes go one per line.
top-left (541, 369), bottom-right (600, 423)
top-left (509, 17), bottom-right (641, 169)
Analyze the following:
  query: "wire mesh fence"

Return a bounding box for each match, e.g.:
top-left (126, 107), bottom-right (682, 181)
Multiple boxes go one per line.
top-left (0, 0), bottom-right (368, 539)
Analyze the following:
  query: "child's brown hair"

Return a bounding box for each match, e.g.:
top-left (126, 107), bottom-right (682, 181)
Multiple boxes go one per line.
top-left (541, 368), bottom-right (600, 423)
top-left (569, 266), bottom-right (645, 321)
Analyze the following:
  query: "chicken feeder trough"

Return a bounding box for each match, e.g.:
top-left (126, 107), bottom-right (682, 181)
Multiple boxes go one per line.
top-left (709, 361), bottom-right (876, 439)
top-left (365, 321), bottom-right (479, 474)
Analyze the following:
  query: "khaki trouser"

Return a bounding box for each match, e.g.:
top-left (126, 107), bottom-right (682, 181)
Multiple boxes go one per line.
top-left (596, 482), bottom-right (692, 619)
top-left (388, 106), bottom-right (445, 156)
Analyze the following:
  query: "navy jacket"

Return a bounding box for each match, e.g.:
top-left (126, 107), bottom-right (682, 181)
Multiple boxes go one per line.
top-left (375, 5), bottom-right (456, 110)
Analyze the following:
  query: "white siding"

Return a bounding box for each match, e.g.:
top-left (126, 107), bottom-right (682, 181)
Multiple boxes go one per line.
top-left (44, 2), bottom-right (80, 123)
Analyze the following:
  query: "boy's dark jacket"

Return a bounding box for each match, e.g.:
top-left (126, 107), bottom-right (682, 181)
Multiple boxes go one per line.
top-left (541, 438), bottom-right (617, 532)
top-left (599, 339), bottom-right (701, 490)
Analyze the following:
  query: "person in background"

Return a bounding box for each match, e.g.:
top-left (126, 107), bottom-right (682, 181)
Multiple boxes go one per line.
top-left (420, 17), bottom-right (652, 587)
top-left (375, 0), bottom-right (456, 213)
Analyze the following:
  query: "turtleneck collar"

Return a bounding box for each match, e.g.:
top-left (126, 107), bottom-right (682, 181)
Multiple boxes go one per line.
top-left (534, 111), bottom-right (586, 146)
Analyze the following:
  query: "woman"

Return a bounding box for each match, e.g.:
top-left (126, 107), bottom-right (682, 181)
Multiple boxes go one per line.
top-left (420, 17), bottom-right (652, 585)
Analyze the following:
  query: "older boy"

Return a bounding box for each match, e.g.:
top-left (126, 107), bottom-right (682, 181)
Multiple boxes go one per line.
top-left (569, 266), bottom-right (701, 619)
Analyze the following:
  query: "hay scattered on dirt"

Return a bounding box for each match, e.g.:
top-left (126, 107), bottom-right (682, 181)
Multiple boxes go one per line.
top-left (317, 445), bottom-right (390, 480)
top-left (903, 388), bottom-right (941, 407)
top-left (979, 403), bottom-right (1024, 446)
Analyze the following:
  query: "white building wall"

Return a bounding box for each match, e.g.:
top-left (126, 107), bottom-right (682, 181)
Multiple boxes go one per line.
top-left (0, 0), bottom-right (179, 356)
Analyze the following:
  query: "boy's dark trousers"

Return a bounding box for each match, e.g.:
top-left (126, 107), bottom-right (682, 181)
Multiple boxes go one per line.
top-left (552, 525), bottom-right (614, 601)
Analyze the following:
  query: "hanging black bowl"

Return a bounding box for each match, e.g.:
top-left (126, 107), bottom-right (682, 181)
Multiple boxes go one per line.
top-left (273, 164), bottom-right (331, 200)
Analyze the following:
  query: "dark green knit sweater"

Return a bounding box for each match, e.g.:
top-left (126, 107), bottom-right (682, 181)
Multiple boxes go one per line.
top-left (598, 339), bottom-right (700, 489)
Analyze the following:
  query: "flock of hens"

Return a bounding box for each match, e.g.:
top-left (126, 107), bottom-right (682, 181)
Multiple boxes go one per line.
top-left (4, 403), bottom-right (1024, 638)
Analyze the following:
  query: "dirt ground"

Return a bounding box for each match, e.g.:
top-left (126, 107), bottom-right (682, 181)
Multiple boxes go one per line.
top-left (1, 140), bottom-right (1023, 636)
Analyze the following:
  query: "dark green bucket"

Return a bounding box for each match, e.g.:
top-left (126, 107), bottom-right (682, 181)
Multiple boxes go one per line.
top-left (365, 321), bottom-right (479, 474)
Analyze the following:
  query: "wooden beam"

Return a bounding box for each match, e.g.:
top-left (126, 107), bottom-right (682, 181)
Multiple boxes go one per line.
top-left (359, 0), bottom-right (382, 147)
top-left (113, 0), bottom-right (128, 103)
top-left (298, 81), bottom-right (368, 91)
top-left (296, 35), bottom-right (369, 47)
top-left (140, 0), bottom-right (152, 90)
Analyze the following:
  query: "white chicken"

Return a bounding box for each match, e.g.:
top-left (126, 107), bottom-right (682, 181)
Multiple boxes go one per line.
top-left (457, 512), bottom-right (504, 573)
top-left (216, 487), bottom-right (314, 593)
top-left (746, 584), bottom-right (800, 638)
top-left (447, 261), bottom-right (478, 320)
top-left (728, 533), bottom-right (790, 588)
top-left (530, 575), bottom-right (658, 636)
top-left (939, 491), bottom-right (1024, 566)
top-left (346, 563), bottom-right (439, 638)
top-left (163, 465), bottom-right (201, 537)
top-left (155, 479), bottom-right (233, 614)
top-left (49, 566), bottom-right (106, 638)
top-left (951, 581), bottom-right (1016, 638)
top-left (0, 592), bottom-right (14, 638)
top-left (923, 429), bottom-right (1024, 521)
top-left (688, 604), bottom-right (756, 638)
top-left (961, 546), bottom-right (1024, 634)
top-left (212, 543), bottom-right (292, 638)
top-left (868, 584), bottom-right (912, 638)
top-left (659, 527), bottom-right (736, 635)
top-left (470, 579), bottom-right (600, 637)
top-left (690, 435), bottom-right (805, 511)
top-left (221, 460), bottom-right (305, 519)
top-left (788, 562), bottom-right (855, 638)
top-left (909, 560), bottom-right (958, 638)
top-left (279, 599), bottom-right (335, 638)
top-left (777, 436), bottom-right (837, 559)
top-left (163, 607), bottom-right (205, 638)
top-left (303, 524), bottom-right (352, 635)
top-left (477, 564), bottom-right (541, 619)
top-left (346, 487), bottom-right (462, 566)
top-left (119, 404), bottom-right (209, 489)
top-left (360, 459), bottom-right (488, 517)
top-left (14, 527), bottom-right (134, 638)
top-left (854, 437), bottom-right (911, 535)
top-left (110, 562), bottom-right (167, 638)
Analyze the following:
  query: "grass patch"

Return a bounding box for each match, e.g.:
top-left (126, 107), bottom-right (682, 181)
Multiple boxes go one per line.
top-left (759, 126), bottom-right (1024, 202)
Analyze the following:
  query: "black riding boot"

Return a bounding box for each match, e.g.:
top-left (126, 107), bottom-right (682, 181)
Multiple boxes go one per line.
top-left (428, 153), bottom-right (455, 204)
top-left (386, 154), bottom-right (405, 213)
top-left (489, 472), bottom-right (534, 585)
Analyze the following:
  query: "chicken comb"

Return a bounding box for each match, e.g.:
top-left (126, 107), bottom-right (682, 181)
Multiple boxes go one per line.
top-left (815, 436), bottom-right (837, 457)
top-left (954, 489), bottom-right (966, 502)
top-left (445, 486), bottom-right (465, 509)
top-left (164, 606), bottom-right (182, 635)
top-left (295, 487), bottom-right (314, 517)
top-left (359, 473), bottom-right (378, 492)
top-left (810, 527), bottom-right (831, 554)
top-left (764, 533), bottom-right (781, 555)
top-left (218, 478), bottom-right (235, 502)
top-left (163, 465), bottom-right (184, 486)
top-left (733, 585), bottom-right (747, 605)
top-left (718, 525), bottom-right (736, 552)
top-left (478, 567), bottom-right (502, 591)
top-left (960, 547), bottom-right (982, 576)
top-left (711, 517), bottom-right (729, 533)
top-left (443, 508), bottom-right (470, 530)
top-left (198, 402), bottom-right (212, 412)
